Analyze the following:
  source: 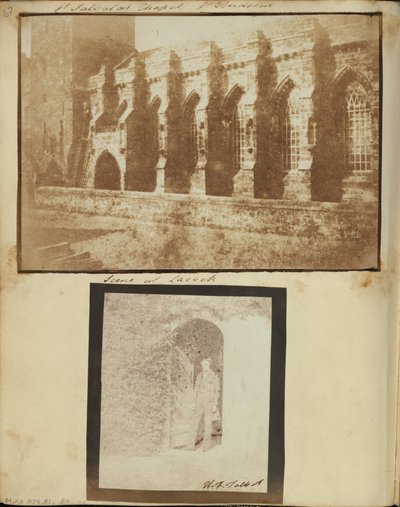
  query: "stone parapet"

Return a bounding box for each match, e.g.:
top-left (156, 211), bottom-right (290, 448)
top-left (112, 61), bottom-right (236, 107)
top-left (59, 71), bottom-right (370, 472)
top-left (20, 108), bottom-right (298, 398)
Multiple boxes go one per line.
top-left (35, 186), bottom-right (378, 244)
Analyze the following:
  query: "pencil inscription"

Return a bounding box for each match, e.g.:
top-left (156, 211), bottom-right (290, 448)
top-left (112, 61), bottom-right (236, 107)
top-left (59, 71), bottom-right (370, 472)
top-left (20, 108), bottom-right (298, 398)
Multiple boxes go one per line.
top-left (202, 478), bottom-right (265, 489)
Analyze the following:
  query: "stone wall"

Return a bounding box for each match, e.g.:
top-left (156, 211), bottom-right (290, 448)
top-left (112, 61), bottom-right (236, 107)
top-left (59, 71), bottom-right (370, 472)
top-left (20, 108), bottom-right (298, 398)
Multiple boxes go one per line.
top-left (35, 186), bottom-right (377, 243)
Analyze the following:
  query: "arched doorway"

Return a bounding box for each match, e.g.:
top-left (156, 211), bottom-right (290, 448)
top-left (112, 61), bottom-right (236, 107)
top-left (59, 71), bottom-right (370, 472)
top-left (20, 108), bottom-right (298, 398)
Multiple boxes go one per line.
top-left (94, 150), bottom-right (121, 190)
top-left (169, 318), bottom-right (223, 450)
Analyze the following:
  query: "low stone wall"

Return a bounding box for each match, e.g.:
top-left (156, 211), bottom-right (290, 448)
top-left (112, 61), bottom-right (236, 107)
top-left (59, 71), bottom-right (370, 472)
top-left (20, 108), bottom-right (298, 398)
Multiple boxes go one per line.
top-left (35, 186), bottom-right (378, 243)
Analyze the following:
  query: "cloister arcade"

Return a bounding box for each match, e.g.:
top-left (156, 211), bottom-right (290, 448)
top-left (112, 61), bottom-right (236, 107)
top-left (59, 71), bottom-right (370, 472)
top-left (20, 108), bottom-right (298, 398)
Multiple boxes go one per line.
top-left (72, 27), bottom-right (378, 204)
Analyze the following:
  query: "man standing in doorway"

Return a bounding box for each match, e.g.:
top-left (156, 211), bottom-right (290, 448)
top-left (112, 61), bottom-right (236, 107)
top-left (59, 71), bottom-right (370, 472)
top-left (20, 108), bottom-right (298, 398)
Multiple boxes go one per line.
top-left (186, 357), bottom-right (220, 452)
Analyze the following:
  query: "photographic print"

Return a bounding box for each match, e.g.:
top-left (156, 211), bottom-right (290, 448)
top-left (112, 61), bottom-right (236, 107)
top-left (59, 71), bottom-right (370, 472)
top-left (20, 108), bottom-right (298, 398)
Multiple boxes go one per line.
top-left (86, 284), bottom-right (286, 504)
top-left (19, 12), bottom-right (380, 271)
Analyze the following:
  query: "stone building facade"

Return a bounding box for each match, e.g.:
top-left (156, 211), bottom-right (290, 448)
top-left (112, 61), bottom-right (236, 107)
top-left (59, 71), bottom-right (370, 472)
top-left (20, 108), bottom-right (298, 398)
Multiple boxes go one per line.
top-left (22, 15), bottom-right (135, 186)
top-left (24, 14), bottom-right (380, 204)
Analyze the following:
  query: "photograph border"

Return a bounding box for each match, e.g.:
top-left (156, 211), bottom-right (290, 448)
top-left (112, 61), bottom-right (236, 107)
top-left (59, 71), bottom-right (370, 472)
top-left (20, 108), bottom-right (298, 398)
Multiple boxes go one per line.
top-left (17, 11), bottom-right (382, 274)
top-left (86, 283), bottom-right (286, 504)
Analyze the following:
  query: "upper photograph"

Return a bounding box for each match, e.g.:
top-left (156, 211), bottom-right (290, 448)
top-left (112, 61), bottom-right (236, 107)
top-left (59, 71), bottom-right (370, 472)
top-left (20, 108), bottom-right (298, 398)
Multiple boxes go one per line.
top-left (19, 13), bottom-right (381, 271)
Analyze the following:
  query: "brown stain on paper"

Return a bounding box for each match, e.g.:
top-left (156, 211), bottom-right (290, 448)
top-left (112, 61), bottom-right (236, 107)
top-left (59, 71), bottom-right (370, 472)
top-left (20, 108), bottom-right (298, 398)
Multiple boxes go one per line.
top-left (6, 429), bottom-right (33, 466)
top-left (352, 267), bottom-right (393, 297)
top-left (7, 429), bottom-right (22, 442)
top-left (294, 280), bottom-right (307, 293)
top-left (66, 442), bottom-right (79, 460)
top-left (360, 272), bottom-right (374, 289)
top-left (1, 244), bottom-right (21, 291)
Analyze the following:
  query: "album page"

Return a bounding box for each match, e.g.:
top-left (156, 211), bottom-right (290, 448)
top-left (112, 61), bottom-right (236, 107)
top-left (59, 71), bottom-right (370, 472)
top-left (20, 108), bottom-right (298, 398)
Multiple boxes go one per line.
top-left (0, 0), bottom-right (399, 506)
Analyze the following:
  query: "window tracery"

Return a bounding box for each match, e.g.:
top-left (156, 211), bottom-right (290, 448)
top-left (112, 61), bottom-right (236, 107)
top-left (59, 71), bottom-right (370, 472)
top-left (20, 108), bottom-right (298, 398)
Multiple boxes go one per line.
top-left (344, 81), bottom-right (372, 172)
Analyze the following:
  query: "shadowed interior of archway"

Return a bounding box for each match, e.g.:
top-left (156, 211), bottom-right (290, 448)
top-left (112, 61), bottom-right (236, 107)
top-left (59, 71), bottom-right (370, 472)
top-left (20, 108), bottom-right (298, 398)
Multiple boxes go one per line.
top-left (94, 151), bottom-right (121, 190)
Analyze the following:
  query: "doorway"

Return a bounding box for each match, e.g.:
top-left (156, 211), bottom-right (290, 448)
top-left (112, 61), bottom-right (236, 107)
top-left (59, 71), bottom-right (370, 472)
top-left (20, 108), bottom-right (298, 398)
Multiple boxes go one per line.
top-left (169, 318), bottom-right (224, 450)
top-left (94, 151), bottom-right (121, 190)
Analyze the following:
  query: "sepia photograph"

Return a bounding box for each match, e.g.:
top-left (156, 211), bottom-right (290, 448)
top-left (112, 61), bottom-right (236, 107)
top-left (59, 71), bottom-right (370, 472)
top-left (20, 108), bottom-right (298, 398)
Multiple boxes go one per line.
top-left (86, 284), bottom-right (286, 504)
top-left (19, 13), bottom-right (381, 271)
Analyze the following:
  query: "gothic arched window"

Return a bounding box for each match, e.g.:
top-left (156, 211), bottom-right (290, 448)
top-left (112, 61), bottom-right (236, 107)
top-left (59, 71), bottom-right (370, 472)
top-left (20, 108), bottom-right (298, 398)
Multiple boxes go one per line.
top-left (196, 112), bottom-right (207, 157)
top-left (233, 104), bottom-right (255, 172)
top-left (282, 88), bottom-right (305, 172)
top-left (344, 81), bottom-right (372, 172)
top-left (182, 91), bottom-right (201, 171)
top-left (158, 113), bottom-right (167, 158)
top-left (222, 85), bottom-right (245, 176)
top-left (232, 106), bottom-right (242, 173)
top-left (190, 111), bottom-right (198, 166)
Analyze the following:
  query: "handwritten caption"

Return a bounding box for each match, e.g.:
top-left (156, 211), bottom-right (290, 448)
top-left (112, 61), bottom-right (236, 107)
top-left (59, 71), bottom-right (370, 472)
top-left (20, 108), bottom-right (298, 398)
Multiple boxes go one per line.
top-left (54, 0), bottom-right (273, 13)
top-left (202, 478), bottom-right (264, 490)
top-left (104, 273), bottom-right (218, 284)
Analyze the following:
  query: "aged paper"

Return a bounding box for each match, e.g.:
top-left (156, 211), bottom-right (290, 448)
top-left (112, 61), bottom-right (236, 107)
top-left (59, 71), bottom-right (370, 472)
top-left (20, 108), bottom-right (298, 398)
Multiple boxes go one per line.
top-left (1, 1), bottom-right (400, 506)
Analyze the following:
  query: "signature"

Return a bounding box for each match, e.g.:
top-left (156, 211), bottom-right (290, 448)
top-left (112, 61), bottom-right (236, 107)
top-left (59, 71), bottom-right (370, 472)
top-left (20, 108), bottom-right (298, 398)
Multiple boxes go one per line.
top-left (202, 478), bottom-right (264, 490)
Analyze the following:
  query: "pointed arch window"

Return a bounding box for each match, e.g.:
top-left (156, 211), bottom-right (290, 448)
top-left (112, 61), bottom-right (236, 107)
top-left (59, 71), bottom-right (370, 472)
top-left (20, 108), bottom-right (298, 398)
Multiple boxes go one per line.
top-left (182, 92), bottom-right (201, 171)
top-left (158, 113), bottom-right (168, 158)
top-left (282, 88), bottom-right (306, 172)
top-left (232, 107), bottom-right (242, 173)
top-left (194, 109), bottom-right (207, 159)
top-left (223, 85), bottom-right (246, 175)
top-left (190, 110), bottom-right (198, 167)
top-left (344, 81), bottom-right (372, 172)
top-left (233, 104), bottom-right (256, 172)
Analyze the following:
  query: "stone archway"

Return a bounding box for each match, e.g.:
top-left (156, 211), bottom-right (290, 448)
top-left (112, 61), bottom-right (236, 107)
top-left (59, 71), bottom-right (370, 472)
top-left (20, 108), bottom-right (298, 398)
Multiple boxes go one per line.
top-left (94, 150), bottom-right (121, 190)
top-left (169, 318), bottom-right (224, 450)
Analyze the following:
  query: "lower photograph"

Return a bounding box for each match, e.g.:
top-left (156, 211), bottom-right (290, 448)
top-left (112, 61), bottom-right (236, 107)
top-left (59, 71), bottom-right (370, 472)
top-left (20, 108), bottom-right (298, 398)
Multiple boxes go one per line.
top-left (87, 283), bottom-right (286, 504)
